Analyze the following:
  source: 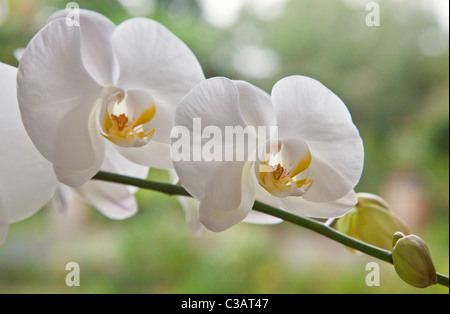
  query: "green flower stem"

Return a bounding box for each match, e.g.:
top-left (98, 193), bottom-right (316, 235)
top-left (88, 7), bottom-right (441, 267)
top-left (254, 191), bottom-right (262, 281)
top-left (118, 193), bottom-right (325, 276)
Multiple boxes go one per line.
top-left (92, 170), bottom-right (449, 288)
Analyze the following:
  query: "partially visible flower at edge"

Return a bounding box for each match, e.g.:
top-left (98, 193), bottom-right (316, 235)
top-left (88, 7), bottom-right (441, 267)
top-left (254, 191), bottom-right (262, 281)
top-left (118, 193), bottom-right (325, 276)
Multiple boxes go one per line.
top-left (0, 61), bottom-right (58, 244)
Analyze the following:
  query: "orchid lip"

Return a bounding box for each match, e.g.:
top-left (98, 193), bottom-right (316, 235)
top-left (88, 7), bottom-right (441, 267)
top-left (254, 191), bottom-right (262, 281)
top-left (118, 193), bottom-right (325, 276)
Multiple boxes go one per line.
top-left (98, 89), bottom-right (156, 147)
top-left (256, 141), bottom-right (313, 198)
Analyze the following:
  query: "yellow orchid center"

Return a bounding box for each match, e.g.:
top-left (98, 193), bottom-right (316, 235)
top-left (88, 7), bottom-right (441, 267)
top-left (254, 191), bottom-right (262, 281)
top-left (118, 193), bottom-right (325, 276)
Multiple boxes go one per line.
top-left (101, 91), bottom-right (156, 147)
top-left (110, 113), bottom-right (129, 132)
top-left (258, 149), bottom-right (313, 198)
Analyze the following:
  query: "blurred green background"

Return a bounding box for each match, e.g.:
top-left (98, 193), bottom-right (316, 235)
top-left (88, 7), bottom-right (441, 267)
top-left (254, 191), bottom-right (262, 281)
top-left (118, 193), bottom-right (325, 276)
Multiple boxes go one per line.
top-left (0, 0), bottom-right (448, 294)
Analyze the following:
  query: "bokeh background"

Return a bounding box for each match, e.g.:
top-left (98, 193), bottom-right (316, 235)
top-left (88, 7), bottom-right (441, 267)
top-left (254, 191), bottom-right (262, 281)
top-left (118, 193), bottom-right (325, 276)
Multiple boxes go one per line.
top-left (0, 0), bottom-right (448, 294)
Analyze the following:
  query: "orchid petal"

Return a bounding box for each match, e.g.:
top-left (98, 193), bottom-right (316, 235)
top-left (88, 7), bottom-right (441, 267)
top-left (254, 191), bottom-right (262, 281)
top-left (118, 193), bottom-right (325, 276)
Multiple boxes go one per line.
top-left (199, 161), bottom-right (256, 232)
top-left (0, 62), bottom-right (58, 225)
top-left (76, 181), bottom-right (138, 220)
top-left (17, 18), bottom-right (103, 172)
top-left (104, 141), bottom-right (150, 193)
top-left (276, 189), bottom-right (358, 218)
top-left (13, 48), bottom-right (25, 62)
top-left (243, 211), bottom-right (283, 225)
top-left (116, 141), bottom-right (173, 170)
top-left (177, 196), bottom-right (203, 236)
top-left (244, 181), bottom-right (283, 225)
top-left (272, 76), bottom-right (364, 202)
top-left (112, 17), bottom-right (205, 143)
top-left (53, 104), bottom-right (105, 187)
top-left (51, 184), bottom-right (74, 214)
top-left (72, 141), bottom-right (148, 220)
top-left (168, 170), bottom-right (203, 236)
top-left (48, 9), bottom-right (118, 86)
top-left (55, 142), bottom-right (147, 220)
top-left (233, 80), bottom-right (276, 131)
top-left (173, 77), bottom-right (249, 211)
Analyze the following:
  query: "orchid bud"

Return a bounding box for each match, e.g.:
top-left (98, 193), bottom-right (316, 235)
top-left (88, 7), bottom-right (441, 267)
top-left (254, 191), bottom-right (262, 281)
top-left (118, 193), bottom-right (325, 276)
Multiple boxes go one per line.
top-left (335, 193), bottom-right (411, 252)
top-left (355, 192), bottom-right (391, 210)
top-left (392, 233), bottom-right (438, 288)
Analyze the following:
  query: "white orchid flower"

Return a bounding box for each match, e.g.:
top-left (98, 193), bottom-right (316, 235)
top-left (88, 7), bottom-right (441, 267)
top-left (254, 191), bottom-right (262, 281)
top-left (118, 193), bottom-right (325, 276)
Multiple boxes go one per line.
top-left (17, 9), bottom-right (204, 187)
top-left (172, 76), bottom-right (364, 232)
top-left (2, 54), bottom-right (150, 242)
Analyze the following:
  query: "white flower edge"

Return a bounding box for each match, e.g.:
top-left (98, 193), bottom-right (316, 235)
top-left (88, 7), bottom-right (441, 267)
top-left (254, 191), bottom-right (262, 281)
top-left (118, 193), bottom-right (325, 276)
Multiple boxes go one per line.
top-left (0, 62), bottom-right (59, 243)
